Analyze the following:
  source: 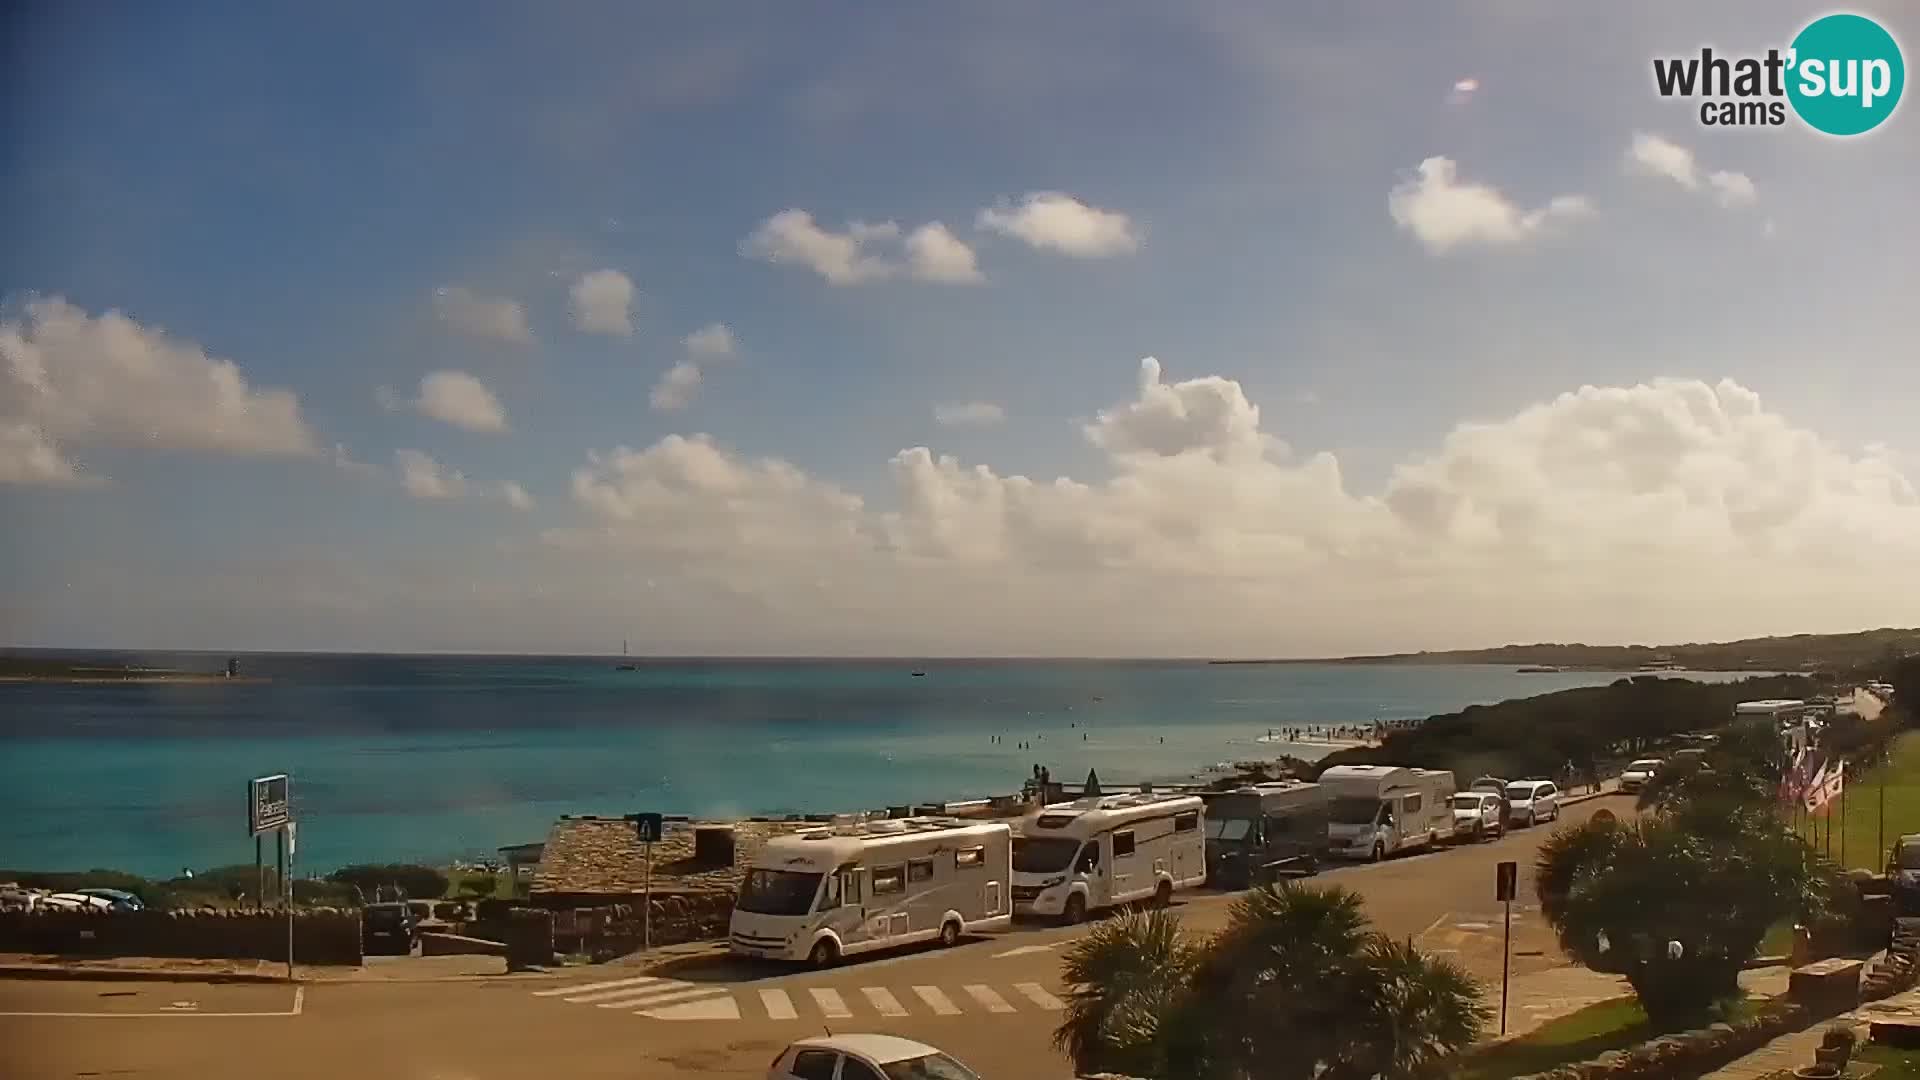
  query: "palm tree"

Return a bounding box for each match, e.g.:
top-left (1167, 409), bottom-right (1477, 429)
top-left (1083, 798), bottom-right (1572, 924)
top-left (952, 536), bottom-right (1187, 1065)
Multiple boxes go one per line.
top-left (1052, 884), bottom-right (1486, 1079)
top-left (1054, 909), bottom-right (1200, 1079)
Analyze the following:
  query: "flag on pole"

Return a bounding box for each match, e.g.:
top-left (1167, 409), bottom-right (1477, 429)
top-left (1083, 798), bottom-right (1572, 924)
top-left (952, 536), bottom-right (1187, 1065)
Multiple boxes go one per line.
top-left (1805, 758), bottom-right (1846, 816)
top-left (1804, 759), bottom-right (1830, 815)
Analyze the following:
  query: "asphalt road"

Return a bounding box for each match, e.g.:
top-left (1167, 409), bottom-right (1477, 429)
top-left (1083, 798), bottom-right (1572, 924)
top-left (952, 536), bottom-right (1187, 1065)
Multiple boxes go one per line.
top-left (0, 795), bottom-right (1629, 1080)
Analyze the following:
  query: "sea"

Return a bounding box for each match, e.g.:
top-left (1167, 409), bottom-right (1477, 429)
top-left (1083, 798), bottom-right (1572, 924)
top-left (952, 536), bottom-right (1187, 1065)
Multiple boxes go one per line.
top-left (0, 653), bottom-right (1762, 877)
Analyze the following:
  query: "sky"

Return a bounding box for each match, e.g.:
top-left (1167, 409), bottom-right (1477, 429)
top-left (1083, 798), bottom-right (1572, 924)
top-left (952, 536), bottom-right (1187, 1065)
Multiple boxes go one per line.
top-left (2, 1), bottom-right (1918, 657)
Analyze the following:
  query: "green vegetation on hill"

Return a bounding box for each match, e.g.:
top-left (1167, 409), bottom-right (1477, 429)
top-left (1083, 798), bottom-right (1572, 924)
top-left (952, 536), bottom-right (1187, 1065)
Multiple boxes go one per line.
top-left (1224, 627), bottom-right (1920, 673)
top-left (1313, 674), bottom-right (1821, 782)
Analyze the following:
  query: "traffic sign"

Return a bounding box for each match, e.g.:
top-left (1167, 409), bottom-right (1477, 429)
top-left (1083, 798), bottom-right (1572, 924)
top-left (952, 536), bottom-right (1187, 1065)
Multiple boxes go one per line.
top-left (1495, 860), bottom-right (1518, 902)
top-left (629, 813), bottom-right (664, 843)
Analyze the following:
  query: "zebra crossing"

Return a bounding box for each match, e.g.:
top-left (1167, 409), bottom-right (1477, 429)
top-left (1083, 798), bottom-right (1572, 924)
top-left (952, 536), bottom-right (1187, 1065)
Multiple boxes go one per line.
top-left (529, 973), bottom-right (1067, 1022)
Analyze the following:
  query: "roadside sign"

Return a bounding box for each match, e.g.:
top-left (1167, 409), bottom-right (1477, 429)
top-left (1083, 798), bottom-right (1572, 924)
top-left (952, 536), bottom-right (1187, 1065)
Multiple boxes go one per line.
top-left (1495, 860), bottom-right (1517, 902)
top-left (630, 812), bottom-right (664, 843)
top-left (249, 774), bottom-right (291, 835)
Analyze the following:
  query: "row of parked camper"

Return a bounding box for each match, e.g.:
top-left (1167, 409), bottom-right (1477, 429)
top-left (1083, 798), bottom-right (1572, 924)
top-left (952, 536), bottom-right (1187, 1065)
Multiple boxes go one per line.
top-left (727, 767), bottom-right (1570, 967)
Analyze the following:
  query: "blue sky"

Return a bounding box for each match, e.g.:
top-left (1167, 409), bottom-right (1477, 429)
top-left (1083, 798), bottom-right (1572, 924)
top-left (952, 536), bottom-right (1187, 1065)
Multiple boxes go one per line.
top-left (4, 1), bottom-right (1918, 656)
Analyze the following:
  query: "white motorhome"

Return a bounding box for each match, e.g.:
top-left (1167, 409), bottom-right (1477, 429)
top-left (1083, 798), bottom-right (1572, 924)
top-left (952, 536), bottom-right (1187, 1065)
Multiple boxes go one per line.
top-left (1319, 765), bottom-right (1456, 861)
top-left (1736, 699), bottom-right (1812, 757)
top-left (728, 817), bottom-right (1012, 967)
top-left (1012, 792), bottom-right (1206, 922)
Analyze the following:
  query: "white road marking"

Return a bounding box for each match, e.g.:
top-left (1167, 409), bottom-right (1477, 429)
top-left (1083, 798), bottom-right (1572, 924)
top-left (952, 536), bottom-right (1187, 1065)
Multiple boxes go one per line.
top-left (599, 985), bottom-right (725, 1010)
top-left (861, 987), bottom-right (907, 1017)
top-left (759, 988), bottom-right (798, 1020)
top-left (534, 974), bottom-right (661, 998)
top-left (963, 984), bottom-right (1015, 1014)
top-left (810, 987), bottom-right (851, 1019)
top-left (0, 986), bottom-right (305, 1019)
top-left (566, 979), bottom-right (672, 1004)
top-left (992, 943), bottom-right (1060, 958)
top-left (912, 985), bottom-right (960, 1016)
top-left (1013, 982), bottom-right (1064, 1011)
top-left (644, 995), bottom-right (741, 1021)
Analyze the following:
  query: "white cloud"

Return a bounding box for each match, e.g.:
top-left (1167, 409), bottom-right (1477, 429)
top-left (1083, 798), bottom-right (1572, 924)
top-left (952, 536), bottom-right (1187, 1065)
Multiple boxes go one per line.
top-left (741, 210), bottom-right (900, 285)
top-left (415, 370), bottom-right (508, 433)
top-left (569, 270), bottom-right (636, 337)
top-left (1388, 157), bottom-right (1591, 254)
top-left (1447, 77), bottom-right (1480, 105)
top-left (743, 211), bottom-right (986, 285)
top-left (976, 192), bottom-right (1139, 258)
top-left (904, 223), bottom-right (984, 283)
top-left (395, 449), bottom-right (468, 500)
top-left (934, 401), bottom-right (1007, 428)
top-left (650, 361), bottom-right (703, 411)
top-left (0, 421), bottom-right (98, 487)
top-left (501, 481), bottom-right (534, 511)
top-left (0, 295), bottom-right (319, 482)
top-left (433, 286), bottom-right (533, 344)
top-left (683, 323), bottom-right (737, 358)
top-left (330, 443), bottom-right (382, 479)
top-left (1626, 133), bottom-right (1759, 209)
top-left (530, 362), bottom-right (1920, 656)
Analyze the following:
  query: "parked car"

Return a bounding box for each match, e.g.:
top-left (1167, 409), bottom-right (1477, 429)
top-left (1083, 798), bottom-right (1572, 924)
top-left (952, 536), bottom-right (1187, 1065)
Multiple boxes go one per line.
top-left (1504, 780), bottom-right (1561, 828)
top-left (1471, 776), bottom-right (1512, 822)
top-left (74, 887), bottom-right (145, 911)
top-left (1618, 758), bottom-right (1664, 794)
top-left (1887, 835), bottom-right (1920, 915)
top-left (768, 1035), bottom-right (981, 1080)
top-left (1451, 792), bottom-right (1504, 841)
top-left (44, 892), bottom-right (115, 911)
top-left (362, 901), bottom-right (419, 954)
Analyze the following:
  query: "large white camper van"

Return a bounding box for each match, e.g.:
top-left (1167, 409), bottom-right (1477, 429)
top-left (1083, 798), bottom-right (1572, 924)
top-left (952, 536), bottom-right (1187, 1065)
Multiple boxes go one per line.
top-left (1319, 765), bottom-right (1456, 861)
top-left (1011, 792), bottom-right (1206, 922)
top-left (728, 817), bottom-right (1012, 967)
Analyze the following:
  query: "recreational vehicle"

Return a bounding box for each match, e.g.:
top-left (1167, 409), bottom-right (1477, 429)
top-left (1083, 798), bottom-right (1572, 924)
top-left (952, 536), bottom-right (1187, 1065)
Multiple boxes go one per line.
top-left (1319, 764), bottom-right (1456, 861)
top-left (1012, 792), bottom-right (1206, 922)
top-left (728, 817), bottom-right (1012, 967)
top-left (1202, 781), bottom-right (1329, 887)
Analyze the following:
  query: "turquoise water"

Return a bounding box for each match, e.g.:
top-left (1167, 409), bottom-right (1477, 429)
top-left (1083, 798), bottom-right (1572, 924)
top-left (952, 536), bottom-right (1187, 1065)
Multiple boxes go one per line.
top-left (0, 654), bottom-right (1757, 875)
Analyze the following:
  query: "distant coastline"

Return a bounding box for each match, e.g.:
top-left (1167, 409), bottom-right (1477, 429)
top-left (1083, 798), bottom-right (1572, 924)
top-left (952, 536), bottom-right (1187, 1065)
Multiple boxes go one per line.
top-left (0, 657), bottom-right (265, 685)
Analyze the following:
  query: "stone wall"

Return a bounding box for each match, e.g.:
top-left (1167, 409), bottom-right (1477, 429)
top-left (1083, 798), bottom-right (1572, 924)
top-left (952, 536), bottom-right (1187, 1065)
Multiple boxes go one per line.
top-left (0, 908), bottom-right (363, 965)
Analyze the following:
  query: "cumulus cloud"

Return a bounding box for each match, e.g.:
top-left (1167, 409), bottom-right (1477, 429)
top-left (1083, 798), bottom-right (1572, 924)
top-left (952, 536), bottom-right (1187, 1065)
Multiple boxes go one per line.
top-left (1388, 158), bottom-right (1591, 254)
top-left (395, 449), bottom-right (468, 499)
top-left (0, 295), bottom-right (319, 485)
top-left (530, 361), bottom-right (1920, 655)
top-left (650, 361), bottom-right (703, 411)
top-left (433, 286), bottom-right (533, 344)
top-left (501, 481), bottom-right (534, 511)
top-left (904, 223), bottom-right (984, 283)
top-left (934, 401), bottom-right (1007, 428)
top-left (1626, 133), bottom-right (1759, 209)
top-left (742, 211), bottom-right (983, 284)
top-left (683, 323), bottom-right (736, 358)
top-left (569, 269), bottom-right (636, 336)
top-left (976, 192), bottom-right (1139, 258)
top-left (414, 370), bottom-right (508, 433)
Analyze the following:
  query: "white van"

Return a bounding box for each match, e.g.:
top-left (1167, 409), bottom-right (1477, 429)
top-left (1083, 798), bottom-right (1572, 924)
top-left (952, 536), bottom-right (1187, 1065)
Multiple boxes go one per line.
top-left (1319, 765), bottom-right (1456, 861)
top-left (728, 817), bottom-right (1013, 967)
top-left (1012, 792), bottom-right (1207, 922)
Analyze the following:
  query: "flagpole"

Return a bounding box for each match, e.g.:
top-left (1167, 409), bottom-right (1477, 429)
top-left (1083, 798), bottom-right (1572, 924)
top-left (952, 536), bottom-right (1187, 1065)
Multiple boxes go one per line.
top-left (1840, 760), bottom-right (1848, 869)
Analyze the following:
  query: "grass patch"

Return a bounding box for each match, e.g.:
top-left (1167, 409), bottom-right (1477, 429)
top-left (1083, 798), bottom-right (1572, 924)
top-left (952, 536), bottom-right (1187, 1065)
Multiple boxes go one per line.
top-left (1455, 996), bottom-right (1760, 1080)
top-left (1858, 1043), bottom-right (1920, 1078)
top-left (1797, 730), bottom-right (1920, 873)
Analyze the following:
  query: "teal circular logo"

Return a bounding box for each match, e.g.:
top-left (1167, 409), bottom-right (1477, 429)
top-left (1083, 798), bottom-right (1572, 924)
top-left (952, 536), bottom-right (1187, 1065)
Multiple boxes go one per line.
top-left (1787, 14), bottom-right (1905, 136)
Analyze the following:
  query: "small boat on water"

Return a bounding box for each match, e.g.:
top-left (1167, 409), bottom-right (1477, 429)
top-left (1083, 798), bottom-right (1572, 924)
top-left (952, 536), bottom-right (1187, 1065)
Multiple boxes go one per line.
top-left (614, 639), bottom-right (637, 671)
top-left (911, 671), bottom-right (927, 677)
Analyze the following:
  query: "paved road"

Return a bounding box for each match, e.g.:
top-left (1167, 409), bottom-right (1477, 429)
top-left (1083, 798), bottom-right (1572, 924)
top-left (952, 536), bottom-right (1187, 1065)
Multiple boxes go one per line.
top-left (0, 795), bottom-right (1629, 1080)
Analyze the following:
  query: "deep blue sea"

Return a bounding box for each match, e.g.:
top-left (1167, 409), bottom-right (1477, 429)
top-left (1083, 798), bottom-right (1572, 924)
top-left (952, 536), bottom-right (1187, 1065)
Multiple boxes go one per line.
top-left (0, 653), bottom-right (1760, 876)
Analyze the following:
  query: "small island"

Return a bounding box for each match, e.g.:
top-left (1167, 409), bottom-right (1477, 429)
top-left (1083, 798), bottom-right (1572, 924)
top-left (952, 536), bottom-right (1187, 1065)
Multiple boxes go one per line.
top-left (0, 655), bottom-right (268, 685)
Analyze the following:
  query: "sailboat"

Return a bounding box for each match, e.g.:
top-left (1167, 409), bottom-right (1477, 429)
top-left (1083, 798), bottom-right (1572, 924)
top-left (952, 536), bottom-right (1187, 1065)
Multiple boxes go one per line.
top-left (614, 638), bottom-right (637, 671)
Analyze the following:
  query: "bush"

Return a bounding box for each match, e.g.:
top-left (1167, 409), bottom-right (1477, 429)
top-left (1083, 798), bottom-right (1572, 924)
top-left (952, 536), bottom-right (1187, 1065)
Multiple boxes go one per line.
top-left (291, 878), bottom-right (357, 906)
top-left (327, 863), bottom-right (449, 902)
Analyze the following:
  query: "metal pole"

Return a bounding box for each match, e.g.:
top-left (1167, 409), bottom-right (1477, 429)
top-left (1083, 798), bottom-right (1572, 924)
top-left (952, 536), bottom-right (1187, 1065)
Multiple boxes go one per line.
top-left (1841, 764), bottom-right (1848, 869)
top-left (1881, 762), bottom-right (1888, 870)
top-left (284, 827), bottom-right (295, 981)
top-left (1500, 896), bottom-right (1512, 1036)
top-left (643, 841), bottom-right (653, 954)
top-left (256, 834), bottom-right (263, 912)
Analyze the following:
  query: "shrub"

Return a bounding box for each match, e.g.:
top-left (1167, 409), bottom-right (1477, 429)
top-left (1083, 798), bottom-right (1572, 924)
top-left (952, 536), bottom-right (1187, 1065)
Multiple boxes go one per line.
top-left (326, 863), bottom-right (449, 902)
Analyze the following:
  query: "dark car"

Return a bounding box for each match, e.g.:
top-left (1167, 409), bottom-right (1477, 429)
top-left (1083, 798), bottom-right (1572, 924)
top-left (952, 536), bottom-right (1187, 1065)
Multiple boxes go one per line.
top-left (1888, 835), bottom-right (1920, 915)
top-left (74, 887), bottom-right (145, 911)
top-left (363, 901), bottom-right (419, 954)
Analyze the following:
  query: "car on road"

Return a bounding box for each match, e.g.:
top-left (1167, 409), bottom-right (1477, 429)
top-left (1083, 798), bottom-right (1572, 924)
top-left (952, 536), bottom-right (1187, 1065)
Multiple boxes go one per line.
top-left (768, 1034), bottom-right (982, 1080)
top-left (1451, 792), bottom-right (1504, 841)
top-left (362, 900), bottom-right (419, 954)
top-left (1504, 780), bottom-right (1560, 828)
top-left (74, 887), bottom-right (145, 911)
top-left (1618, 758), bottom-right (1664, 794)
